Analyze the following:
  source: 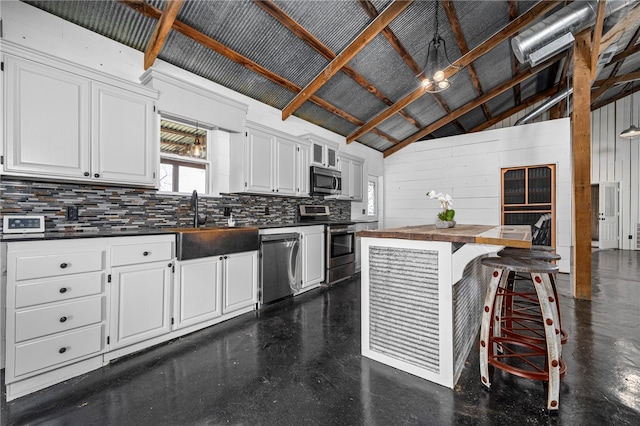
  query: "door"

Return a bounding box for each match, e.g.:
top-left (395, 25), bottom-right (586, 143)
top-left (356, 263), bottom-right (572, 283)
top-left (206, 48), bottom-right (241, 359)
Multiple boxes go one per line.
top-left (110, 262), bottom-right (172, 349)
top-left (598, 182), bottom-right (619, 249)
top-left (246, 128), bottom-right (274, 193)
top-left (223, 251), bottom-right (258, 313)
top-left (174, 257), bottom-right (223, 330)
top-left (301, 227), bottom-right (325, 288)
top-left (274, 137), bottom-right (297, 195)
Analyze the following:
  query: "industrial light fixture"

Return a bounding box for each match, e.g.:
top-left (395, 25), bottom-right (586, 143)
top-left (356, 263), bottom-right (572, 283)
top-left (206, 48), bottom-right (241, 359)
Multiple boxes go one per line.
top-left (619, 83), bottom-right (640, 139)
top-left (190, 122), bottom-right (205, 158)
top-left (419, 2), bottom-right (458, 93)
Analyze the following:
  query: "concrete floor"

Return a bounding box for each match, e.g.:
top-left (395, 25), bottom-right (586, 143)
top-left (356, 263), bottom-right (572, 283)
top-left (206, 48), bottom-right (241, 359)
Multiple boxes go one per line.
top-left (2, 249), bottom-right (639, 425)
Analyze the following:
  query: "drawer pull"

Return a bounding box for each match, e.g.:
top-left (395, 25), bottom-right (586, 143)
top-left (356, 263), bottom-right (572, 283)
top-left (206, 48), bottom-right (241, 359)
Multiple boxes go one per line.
top-left (59, 316), bottom-right (68, 323)
top-left (60, 263), bottom-right (69, 269)
top-left (59, 347), bottom-right (67, 354)
top-left (143, 251), bottom-right (150, 256)
top-left (59, 287), bottom-right (68, 294)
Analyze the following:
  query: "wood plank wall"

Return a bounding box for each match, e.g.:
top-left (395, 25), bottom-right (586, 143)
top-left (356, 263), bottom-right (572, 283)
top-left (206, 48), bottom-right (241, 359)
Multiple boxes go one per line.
top-left (591, 90), bottom-right (640, 251)
top-left (383, 118), bottom-right (572, 273)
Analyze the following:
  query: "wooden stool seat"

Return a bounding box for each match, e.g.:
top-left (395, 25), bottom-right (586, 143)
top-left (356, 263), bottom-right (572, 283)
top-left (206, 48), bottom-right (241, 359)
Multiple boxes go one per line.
top-left (497, 248), bottom-right (561, 262)
top-left (479, 256), bottom-right (564, 411)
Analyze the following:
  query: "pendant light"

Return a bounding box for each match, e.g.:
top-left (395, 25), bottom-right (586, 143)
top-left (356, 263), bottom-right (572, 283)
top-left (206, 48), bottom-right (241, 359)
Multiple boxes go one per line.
top-left (419, 2), bottom-right (458, 93)
top-left (619, 82), bottom-right (640, 139)
top-left (189, 122), bottom-right (205, 158)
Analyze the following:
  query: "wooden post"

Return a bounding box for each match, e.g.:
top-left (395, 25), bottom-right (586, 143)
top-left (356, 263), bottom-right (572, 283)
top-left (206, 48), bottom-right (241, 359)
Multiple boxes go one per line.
top-left (572, 30), bottom-right (592, 300)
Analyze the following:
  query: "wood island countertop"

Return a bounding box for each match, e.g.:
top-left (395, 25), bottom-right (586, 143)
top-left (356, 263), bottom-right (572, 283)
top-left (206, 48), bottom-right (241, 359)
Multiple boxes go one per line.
top-left (357, 224), bottom-right (531, 248)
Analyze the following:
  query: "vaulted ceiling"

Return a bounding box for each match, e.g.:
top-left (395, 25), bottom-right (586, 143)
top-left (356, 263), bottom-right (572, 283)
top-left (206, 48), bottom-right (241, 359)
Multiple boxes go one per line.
top-left (22, 0), bottom-right (640, 156)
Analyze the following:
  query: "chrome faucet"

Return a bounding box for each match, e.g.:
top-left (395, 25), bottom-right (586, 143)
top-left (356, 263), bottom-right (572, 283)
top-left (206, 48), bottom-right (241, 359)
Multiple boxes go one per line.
top-left (190, 190), bottom-right (207, 228)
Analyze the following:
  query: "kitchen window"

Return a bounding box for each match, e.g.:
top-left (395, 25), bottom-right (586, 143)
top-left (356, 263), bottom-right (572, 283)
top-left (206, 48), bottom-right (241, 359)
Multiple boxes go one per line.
top-left (159, 118), bottom-right (209, 193)
top-left (367, 178), bottom-right (377, 217)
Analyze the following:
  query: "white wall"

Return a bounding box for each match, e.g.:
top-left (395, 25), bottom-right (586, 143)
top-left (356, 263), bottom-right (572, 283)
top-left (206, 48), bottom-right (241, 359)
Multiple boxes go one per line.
top-left (591, 92), bottom-right (640, 251)
top-left (0, 1), bottom-right (384, 220)
top-left (384, 118), bottom-right (572, 272)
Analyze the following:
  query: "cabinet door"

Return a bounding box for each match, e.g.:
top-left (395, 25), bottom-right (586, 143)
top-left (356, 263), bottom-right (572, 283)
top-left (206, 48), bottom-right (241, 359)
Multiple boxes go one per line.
top-left (4, 56), bottom-right (90, 178)
top-left (338, 157), bottom-right (352, 199)
top-left (274, 137), bottom-right (297, 195)
top-left (311, 142), bottom-right (324, 166)
top-left (352, 160), bottom-right (363, 201)
top-left (174, 257), bottom-right (222, 330)
top-left (91, 83), bottom-right (156, 186)
top-left (301, 227), bottom-right (325, 288)
top-left (326, 146), bottom-right (337, 169)
top-left (110, 261), bottom-right (172, 349)
top-left (297, 143), bottom-right (310, 196)
top-left (223, 251), bottom-right (258, 313)
top-left (246, 129), bottom-right (274, 193)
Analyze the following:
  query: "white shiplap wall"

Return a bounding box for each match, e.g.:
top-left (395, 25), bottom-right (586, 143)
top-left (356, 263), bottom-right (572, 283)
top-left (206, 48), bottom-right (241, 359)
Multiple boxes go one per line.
top-left (384, 118), bottom-right (572, 272)
top-left (591, 91), bottom-right (640, 251)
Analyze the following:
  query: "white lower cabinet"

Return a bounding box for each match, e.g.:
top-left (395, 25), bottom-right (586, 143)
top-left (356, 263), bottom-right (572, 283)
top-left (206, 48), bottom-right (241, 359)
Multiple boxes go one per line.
top-left (223, 251), bottom-right (258, 313)
top-left (300, 226), bottom-right (325, 290)
top-left (109, 261), bottom-right (173, 350)
top-left (173, 256), bottom-right (223, 330)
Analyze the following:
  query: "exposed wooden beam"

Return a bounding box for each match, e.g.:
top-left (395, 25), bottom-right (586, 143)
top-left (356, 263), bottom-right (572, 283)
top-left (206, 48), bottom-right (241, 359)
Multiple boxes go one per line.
top-left (590, 0), bottom-right (607, 80)
top-left (442, 0), bottom-right (491, 119)
top-left (254, 0), bottom-right (421, 130)
top-left (593, 70), bottom-right (640, 89)
top-left (121, 0), bottom-right (399, 145)
top-left (384, 54), bottom-right (563, 157)
top-left (609, 43), bottom-right (640, 65)
top-left (599, 4), bottom-right (640, 55)
top-left (508, 0), bottom-right (522, 106)
top-left (346, 0), bottom-right (563, 144)
top-left (144, 0), bottom-right (184, 70)
top-left (281, 1), bottom-right (412, 121)
top-left (572, 30), bottom-right (593, 300)
top-left (470, 85), bottom-right (560, 133)
top-left (591, 78), bottom-right (640, 110)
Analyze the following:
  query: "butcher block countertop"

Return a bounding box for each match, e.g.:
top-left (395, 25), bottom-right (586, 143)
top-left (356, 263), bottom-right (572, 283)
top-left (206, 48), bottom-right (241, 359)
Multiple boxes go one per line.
top-left (357, 224), bottom-right (531, 248)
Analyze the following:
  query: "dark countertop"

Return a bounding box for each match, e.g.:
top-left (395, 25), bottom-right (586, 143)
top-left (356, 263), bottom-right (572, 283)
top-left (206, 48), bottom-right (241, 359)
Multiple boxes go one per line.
top-left (0, 221), bottom-right (334, 242)
top-left (357, 224), bottom-right (531, 248)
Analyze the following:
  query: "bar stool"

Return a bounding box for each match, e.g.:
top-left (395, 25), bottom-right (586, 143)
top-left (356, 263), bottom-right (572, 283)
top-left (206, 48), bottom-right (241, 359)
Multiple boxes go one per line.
top-left (479, 256), bottom-right (565, 411)
top-left (497, 247), bottom-right (568, 345)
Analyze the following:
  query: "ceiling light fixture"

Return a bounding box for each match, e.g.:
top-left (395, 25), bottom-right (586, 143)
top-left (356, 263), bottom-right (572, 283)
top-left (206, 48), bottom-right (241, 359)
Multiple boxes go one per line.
top-left (190, 122), bottom-right (205, 158)
top-left (419, 2), bottom-right (458, 93)
top-left (619, 82), bottom-right (640, 139)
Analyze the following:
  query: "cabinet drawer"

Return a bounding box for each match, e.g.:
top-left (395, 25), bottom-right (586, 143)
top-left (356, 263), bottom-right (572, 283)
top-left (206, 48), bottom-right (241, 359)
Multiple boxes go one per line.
top-left (14, 324), bottom-right (104, 378)
top-left (15, 273), bottom-right (104, 308)
top-left (15, 297), bottom-right (104, 343)
top-left (14, 250), bottom-right (104, 281)
top-left (111, 241), bottom-right (173, 266)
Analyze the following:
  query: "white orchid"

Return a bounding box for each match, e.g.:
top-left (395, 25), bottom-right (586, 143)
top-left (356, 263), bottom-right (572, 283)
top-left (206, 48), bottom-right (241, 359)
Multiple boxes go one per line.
top-left (426, 190), bottom-right (455, 221)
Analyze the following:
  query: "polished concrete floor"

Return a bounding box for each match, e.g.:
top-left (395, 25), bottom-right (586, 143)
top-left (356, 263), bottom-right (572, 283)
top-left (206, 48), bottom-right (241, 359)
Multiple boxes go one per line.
top-left (2, 249), bottom-right (639, 425)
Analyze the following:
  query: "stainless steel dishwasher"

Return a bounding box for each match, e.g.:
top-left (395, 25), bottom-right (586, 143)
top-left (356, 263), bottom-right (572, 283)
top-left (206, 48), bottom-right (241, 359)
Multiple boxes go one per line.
top-left (259, 232), bottom-right (301, 306)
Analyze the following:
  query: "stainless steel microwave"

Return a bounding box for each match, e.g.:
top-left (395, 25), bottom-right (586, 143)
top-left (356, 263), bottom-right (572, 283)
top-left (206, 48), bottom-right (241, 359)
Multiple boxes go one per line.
top-left (310, 166), bottom-right (342, 195)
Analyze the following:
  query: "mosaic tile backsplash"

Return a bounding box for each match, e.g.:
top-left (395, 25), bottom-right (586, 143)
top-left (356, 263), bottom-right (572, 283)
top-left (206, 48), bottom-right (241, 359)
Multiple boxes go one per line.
top-left (0, 178), bottom-right (351, 233)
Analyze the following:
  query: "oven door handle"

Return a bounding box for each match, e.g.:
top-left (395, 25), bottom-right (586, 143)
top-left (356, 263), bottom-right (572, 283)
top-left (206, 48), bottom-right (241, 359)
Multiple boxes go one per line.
top-left (333, 176), bottom-right (339, 191)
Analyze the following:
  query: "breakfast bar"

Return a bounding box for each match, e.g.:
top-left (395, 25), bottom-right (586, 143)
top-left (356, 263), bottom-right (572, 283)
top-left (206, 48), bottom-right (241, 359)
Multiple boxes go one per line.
top-left (357, 224), bottom-right (531, 388)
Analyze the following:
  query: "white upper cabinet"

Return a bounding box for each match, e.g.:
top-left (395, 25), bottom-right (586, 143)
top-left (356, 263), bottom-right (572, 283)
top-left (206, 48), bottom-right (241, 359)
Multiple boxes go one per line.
top-left (229, 122), bottom-right (309, 197)
top-left (335, 153), bottom-right (364, 201)
top-left (2, 45), bottom-right (158, 187)
top-left (303, 134), bottom-right (339, 169)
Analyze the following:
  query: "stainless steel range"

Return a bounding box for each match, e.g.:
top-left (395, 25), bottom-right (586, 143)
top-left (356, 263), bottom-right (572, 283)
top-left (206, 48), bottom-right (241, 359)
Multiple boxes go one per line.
top-left (299, 205), bottom-right (356, 285)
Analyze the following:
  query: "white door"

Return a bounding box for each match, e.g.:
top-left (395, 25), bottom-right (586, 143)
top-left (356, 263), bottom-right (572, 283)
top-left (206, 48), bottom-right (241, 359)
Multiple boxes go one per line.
top-left (274, 137), bottom-right (297, 195)
top-left (174, 257), bottom-right (222, 330)
top-left (598, 182), bottom-right (619, 249)
top-left (223, 251), bottom-right (257, 313)
top-left (246, 129), bottom-right (274, 193)
top-left (301, 227), bottom-right (325, 287)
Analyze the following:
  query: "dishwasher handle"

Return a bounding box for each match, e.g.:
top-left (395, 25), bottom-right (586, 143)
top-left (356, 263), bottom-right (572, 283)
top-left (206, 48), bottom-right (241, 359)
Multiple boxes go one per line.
top-left (260, 232), bottom-right (300, 242)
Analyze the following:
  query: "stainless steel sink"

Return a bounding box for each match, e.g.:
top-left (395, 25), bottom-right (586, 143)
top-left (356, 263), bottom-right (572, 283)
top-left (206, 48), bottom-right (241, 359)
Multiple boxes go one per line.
top-left (167, 227), bottom-right (259, 260)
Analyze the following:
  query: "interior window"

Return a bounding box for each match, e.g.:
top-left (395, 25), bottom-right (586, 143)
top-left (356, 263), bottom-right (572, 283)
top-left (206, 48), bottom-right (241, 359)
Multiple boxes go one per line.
top-left (159, 118), bottom-right (208, 193)
top-left (368, 178), bottom-right (377, 217)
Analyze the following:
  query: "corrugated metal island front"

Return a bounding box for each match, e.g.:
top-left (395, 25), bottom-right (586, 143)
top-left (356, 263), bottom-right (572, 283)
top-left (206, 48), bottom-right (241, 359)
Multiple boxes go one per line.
top-left (358, 224), bottom-right (531, 388)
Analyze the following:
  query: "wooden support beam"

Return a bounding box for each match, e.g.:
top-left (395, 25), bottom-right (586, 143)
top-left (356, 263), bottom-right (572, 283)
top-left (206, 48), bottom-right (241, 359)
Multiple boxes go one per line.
top-left (508, 0), bottom-right (522, 106)
top-left (572, 30), bottom-right (593, 300)
top-left (590, 0), bottom-right (607, 81)
top-left (599, 3), bottom-right (640, 55)
top-left (281, 1), bottom-right (412, 121)
top-left (144, 0), bottom-right (184, 70)
top-left (346, 0), bottom-right (563, 144)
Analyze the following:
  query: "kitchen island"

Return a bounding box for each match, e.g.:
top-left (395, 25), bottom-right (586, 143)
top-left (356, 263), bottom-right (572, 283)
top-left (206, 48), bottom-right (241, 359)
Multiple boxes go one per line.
top-left (357, 224), bottom-right (531, 388)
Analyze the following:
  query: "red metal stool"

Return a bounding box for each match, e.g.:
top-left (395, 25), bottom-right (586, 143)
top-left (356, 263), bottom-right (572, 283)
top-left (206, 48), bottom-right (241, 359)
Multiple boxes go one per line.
top-left (497, 247), bottom-right (568, 345)
top-left (479, 256), bottom-right (565, 411)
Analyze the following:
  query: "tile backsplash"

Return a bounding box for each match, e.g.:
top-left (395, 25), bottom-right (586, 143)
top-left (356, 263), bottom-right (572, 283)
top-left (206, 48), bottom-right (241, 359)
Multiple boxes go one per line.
top-left (0, 178), bottom-right (351, 232)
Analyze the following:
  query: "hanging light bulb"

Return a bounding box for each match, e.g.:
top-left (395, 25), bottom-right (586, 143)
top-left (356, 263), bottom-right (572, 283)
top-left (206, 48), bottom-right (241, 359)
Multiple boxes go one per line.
top-left (619, 82), bottom-right (640, 139)
top-left (190, 122), bottom-right (205, 158)
top-left (418, 3), bottom-right (459, 93)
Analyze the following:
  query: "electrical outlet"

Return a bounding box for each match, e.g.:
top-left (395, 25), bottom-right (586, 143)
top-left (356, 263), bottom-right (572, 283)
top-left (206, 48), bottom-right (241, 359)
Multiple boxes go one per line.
top-left (67, 206), bottom-right (78, 221)
top-left (223, 207), bottom-right (231, 217)
top-left (265, 206), bottom-right (270, 215)
top-left (362, 209), bottom-right (365, 215)
top-left (629, 235), bottom-right (633, 240)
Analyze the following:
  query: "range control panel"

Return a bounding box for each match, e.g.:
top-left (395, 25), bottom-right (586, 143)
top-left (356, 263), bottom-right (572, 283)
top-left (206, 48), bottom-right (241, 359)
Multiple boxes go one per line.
top-left (3, 215), bottom-right (46, 233)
